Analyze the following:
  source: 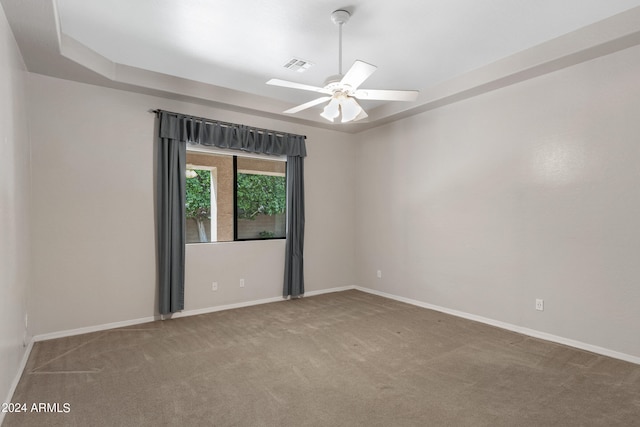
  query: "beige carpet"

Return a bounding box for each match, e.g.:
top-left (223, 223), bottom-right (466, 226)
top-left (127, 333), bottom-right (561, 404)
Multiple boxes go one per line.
top-left (4, 290), bottom-right (640, 426)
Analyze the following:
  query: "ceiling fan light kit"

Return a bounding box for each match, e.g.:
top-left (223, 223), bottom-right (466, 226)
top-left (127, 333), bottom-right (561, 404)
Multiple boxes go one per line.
top-left (267, 9), bottom-right (418, 124)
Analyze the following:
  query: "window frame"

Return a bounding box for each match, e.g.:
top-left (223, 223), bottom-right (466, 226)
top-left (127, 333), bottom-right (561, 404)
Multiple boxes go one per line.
top-left (186, 145), bottom-right (287, 244)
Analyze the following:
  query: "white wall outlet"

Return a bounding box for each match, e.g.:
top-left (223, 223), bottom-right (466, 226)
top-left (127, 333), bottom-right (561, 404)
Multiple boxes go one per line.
top-left (212, 282), bottom-right (218, 291)
top-left (240, 279), bottom-right (245, 288)
top-left (535, 299), bottom-right (544, 311)
top-left (376, 270), bottom-right (382, 279)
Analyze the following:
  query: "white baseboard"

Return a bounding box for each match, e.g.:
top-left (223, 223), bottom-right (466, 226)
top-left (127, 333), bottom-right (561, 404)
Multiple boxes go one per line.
top-left (1, 338), bottom-right (34, 425)
top-left (170, 296), bottom-right (285, 318)
top-left (33, 315), bottom-right (157, 342)
top-left (355, 286), bottom-right (640, 365)
top-left (170, 286), bottom-right (355, 317)
top-left (305, 285), bottom-right (355, 297)
top-left (32, 285), bottom-right (356, 342)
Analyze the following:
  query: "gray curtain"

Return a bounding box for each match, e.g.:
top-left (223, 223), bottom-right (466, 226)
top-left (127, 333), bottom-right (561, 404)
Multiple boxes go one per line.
top-left (283, 155), bottom-right (305, 297)
top-left (155, 110), bottom-right (307, 312)
top-left (157, 120), bottom-right (186, 315)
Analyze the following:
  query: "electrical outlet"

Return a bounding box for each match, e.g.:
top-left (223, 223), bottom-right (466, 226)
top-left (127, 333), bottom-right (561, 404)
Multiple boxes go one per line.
top-left (535, 299), bottom-right (544, 311)
top-left (240, 279), bottom-right (245, 288)
top-left (376, 270), bottom-right (382, 279)
top-left (212, 282), bottom-right (218, 291)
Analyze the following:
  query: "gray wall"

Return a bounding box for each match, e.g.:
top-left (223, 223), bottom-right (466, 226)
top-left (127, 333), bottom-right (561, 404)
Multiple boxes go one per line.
top-left (26, 73), bottom-right (356, 336)
top-left (0, 4), bottom-right (30, 409)
top-left (355, 44), bottom-right (640, 358)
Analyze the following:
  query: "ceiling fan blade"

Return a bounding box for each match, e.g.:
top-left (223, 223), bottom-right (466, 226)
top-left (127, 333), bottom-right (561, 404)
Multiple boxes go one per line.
top-left (353, 89), bottom-right (419, 102)
top-left (284, 96), bottom-right (332, 114)
top-left (340, 60), bottom-right (377, 90)
top-left (267, 79), bottom-right (331, 94)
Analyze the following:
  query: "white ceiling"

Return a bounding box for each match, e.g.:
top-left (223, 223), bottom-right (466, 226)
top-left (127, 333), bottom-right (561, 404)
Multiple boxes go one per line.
top-left (4, 0), bottom-right (640, 132)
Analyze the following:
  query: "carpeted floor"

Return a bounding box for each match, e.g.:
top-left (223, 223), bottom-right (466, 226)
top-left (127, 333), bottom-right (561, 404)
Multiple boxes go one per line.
top-left (4, 290), bottom-right (640, 426)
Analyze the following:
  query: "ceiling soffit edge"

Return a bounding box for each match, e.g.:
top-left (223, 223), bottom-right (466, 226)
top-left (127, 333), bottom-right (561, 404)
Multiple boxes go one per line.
top-left (6, 0), bottom-right (640, 134)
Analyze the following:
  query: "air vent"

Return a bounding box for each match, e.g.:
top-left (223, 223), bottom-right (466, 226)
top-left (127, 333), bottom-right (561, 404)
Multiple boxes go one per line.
top-left (283, 58), bottom-right (314, 73)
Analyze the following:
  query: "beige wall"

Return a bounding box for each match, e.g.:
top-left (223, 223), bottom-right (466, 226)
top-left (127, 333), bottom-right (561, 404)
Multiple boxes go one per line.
top-left (355, 44), bottom-right (640, 358)
top-left (0, 4), bottom-right (30, 408)
top-left (26, 73), bottom-right (357, 336)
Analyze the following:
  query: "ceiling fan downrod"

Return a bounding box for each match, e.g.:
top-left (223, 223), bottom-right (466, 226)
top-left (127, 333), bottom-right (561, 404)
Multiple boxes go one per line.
top-left (331, 9), bottom-right (351, 77)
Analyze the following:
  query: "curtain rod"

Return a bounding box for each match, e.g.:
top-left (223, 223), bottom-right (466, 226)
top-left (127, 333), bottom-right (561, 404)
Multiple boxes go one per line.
top-left (150, 109), bottom-right (306, 139)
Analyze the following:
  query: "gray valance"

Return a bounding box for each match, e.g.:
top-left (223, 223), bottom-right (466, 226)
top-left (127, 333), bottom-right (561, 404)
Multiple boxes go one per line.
top-left (158, 110), bottom-right (306, 157)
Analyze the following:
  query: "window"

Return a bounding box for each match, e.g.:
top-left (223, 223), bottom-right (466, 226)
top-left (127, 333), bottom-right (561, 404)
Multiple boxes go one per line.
top-left (185, 150), bottom-right (286, 243)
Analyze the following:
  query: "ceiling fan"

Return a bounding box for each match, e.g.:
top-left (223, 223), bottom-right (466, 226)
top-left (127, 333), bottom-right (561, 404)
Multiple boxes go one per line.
top-left (267, 9), bottom-right (419, 123)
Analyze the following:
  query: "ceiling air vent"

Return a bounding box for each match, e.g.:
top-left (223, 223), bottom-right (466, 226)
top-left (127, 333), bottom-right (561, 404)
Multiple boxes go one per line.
top-left (283, 58), bottom-right (314, 73)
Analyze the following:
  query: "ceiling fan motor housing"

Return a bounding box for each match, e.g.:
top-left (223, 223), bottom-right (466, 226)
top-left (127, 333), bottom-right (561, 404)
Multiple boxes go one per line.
top-left (323, 74), bottom-right (353, 94)
top-left (331, 9), bottom-right (351, 25)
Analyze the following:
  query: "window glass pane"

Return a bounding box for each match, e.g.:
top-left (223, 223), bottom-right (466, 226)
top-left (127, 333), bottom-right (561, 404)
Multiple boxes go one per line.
top-left (236, 157), bottom-right (286, 240)
top-left (185, 152), bottom-right (234, 243)
top-left (185, 168), bottom-right (211, 243)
